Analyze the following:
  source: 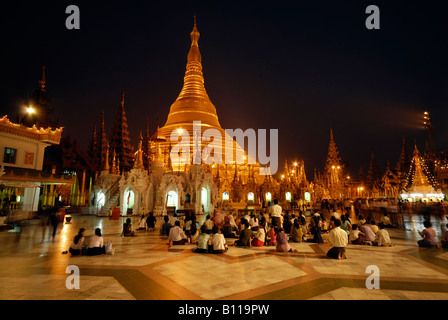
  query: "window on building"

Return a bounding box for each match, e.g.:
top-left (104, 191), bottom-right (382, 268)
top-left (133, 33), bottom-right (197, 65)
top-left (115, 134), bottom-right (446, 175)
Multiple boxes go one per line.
top-left (222, 192), bottom-right (229, 201)
top-left (248, 192), bottom-right (254, 202)
top-left (3, 147), bottom-right (17, 164)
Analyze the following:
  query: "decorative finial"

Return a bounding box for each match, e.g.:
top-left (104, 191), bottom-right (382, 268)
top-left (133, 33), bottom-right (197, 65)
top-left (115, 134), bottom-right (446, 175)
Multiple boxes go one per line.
top-left (39, 65), bottom-right (46, 91)
top-left (121, 89), bottom-right (125, 107)
top-left (190, 15), bottom-right (200, 46)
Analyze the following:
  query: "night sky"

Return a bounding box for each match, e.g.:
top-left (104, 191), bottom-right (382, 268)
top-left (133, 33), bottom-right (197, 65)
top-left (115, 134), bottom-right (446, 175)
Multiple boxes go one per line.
top-left (3, 0), bottom-right (448, 179)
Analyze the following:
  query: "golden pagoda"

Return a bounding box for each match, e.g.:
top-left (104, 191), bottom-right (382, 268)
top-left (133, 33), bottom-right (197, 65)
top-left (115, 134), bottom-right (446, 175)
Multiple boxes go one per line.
top-left (158, 17), bottom-right (260, 180)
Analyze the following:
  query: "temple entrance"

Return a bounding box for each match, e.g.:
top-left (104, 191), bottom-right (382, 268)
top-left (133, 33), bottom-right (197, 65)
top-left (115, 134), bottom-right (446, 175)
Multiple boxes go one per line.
top-left (201, 187), bottom-right (209, 213)
top-left (97, 190), bottom-right (105, 208)
top-left (166, 190), bottom-right (178, 210)
top-left (265, 192), bottom-right (272, 203)
top-left (124, 187), bottom-right (135, 214)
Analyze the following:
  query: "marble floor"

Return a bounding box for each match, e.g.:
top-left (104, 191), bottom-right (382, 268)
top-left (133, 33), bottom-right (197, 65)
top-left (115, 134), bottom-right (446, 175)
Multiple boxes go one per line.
top-left (1, 212), bottom-right (447, 300)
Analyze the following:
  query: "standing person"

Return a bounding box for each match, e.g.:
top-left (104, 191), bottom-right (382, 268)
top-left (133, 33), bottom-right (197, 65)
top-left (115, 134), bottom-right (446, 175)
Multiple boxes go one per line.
top-left (50, 207), bottom-right (60, 239)
top-left (271, 199), bottom-right (282, 228)
top-left (326, 219), bottom-right (348, 259)
top-left (417, 221), bottom-right (437, 248)
top-left (87, 228), bottom-right (106, 255)
top-left (68, 228), bottom-right (86, 256)
top-left (168, 220), bottom-right (188, 247)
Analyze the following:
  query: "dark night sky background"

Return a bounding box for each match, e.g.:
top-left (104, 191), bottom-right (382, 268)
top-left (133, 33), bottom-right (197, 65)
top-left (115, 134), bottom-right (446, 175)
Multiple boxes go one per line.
top-left (2, 0), bottom-right (448, 179)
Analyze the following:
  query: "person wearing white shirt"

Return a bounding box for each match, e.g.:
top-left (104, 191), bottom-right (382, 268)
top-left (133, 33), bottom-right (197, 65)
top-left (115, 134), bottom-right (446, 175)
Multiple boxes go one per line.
top-left (168, 221), bottom-right (188, 246)
top-left (373, 223), bottom-right (395, 247)
top-left (271, 199), bottom-right (282, 228)
top-left (203, 215), bottom-right (214, 234)
top-left (87, 228), bottom-right (105, 255)
top-left (327, 219), bottom-right (348, 259)
top-left (211, 226), bottom-right (228, 253)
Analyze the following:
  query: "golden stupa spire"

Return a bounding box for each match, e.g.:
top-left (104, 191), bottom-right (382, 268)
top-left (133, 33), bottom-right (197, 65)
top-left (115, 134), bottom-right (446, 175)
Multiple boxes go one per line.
top-left (162, 16), bottom-right (221, 132)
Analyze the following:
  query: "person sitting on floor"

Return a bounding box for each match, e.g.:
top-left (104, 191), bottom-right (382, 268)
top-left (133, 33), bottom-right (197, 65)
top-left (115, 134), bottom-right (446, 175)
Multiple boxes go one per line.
top-left (290, 218), bottom-right (303, 243)
top-left (222, 216), bottom-right (236, 238)
top-left (370, 220), bottom-right (379, 234)
top-left (326, 219), bottom-right (348, 260)
top-left (418, 221), bottom-right (437, 248)
top-left (276, 228), bottom-right (298, 253)
top-left (307, 216), bottom-right (323, 243)
top-left (122, 218), bottom-right (136, 237)
top-left (69, 228), bottom-right (86, 256)
top-left (251, 221), bottom-right (266, 247)
top-left (282, 213), bottom-right (292, 234)
top-left (160, 215), bottom-right (171, 236)
top-left (321, 217), bottom-right (328, 233)
top-left (372, 223), bottom-right (395, 247)
top-left (189, 219), bottom-right (200, 244)
top-left (234, 220), bottom-right (252, 247)
top-left (168, 220), bottom-right (188, 247)
top-left (87, 228), bottom-right (106, 255)
top-left (266, 224), bottom-right (277, 246)
top-left (381, 213), bottom-right (394, 228)
top-left (137, 214), bottom-right (147, 230)
top-left (146, 212), bottom-right (156, 231)
top-left (360, 220), bottom-right (376, 244)
top-left (349, 224), bottom-right (365, 245)
top-left (211, 226), bottom-right (228, 253)
top-left (194, 225), bottom-right (211, 253)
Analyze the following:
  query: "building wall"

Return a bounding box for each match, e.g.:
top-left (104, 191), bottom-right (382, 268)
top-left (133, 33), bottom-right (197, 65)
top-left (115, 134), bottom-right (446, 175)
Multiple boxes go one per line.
top-left (0, 133), bottom-right (48, 170)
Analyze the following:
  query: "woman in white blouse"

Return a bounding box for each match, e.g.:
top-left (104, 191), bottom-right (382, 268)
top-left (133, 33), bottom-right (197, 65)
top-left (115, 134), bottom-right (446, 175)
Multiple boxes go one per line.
top-left (87, 228), bottom-right (105, 255)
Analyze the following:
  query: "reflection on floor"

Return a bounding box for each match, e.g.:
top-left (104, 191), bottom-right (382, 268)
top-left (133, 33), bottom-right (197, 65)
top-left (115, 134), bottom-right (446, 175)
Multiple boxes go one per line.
top-left (0, 212), bottom-right (447, 300)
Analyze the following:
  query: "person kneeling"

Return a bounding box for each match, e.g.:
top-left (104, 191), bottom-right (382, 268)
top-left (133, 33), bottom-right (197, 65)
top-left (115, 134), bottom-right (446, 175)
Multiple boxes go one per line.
top-left (168, 220), bottom-right (188, 247)
top-left (326, 219), bottom-right (348, 259)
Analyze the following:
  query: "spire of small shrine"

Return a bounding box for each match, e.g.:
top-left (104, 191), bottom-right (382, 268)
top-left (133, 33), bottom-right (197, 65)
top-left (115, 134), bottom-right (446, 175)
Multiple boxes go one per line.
top-left (110, 90), bottom-right (134, 171)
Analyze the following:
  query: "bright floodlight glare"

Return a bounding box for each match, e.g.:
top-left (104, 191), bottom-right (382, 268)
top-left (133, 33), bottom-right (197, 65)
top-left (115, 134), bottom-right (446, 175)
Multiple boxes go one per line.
top-left (26, 106), bottom-right (35, 114)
